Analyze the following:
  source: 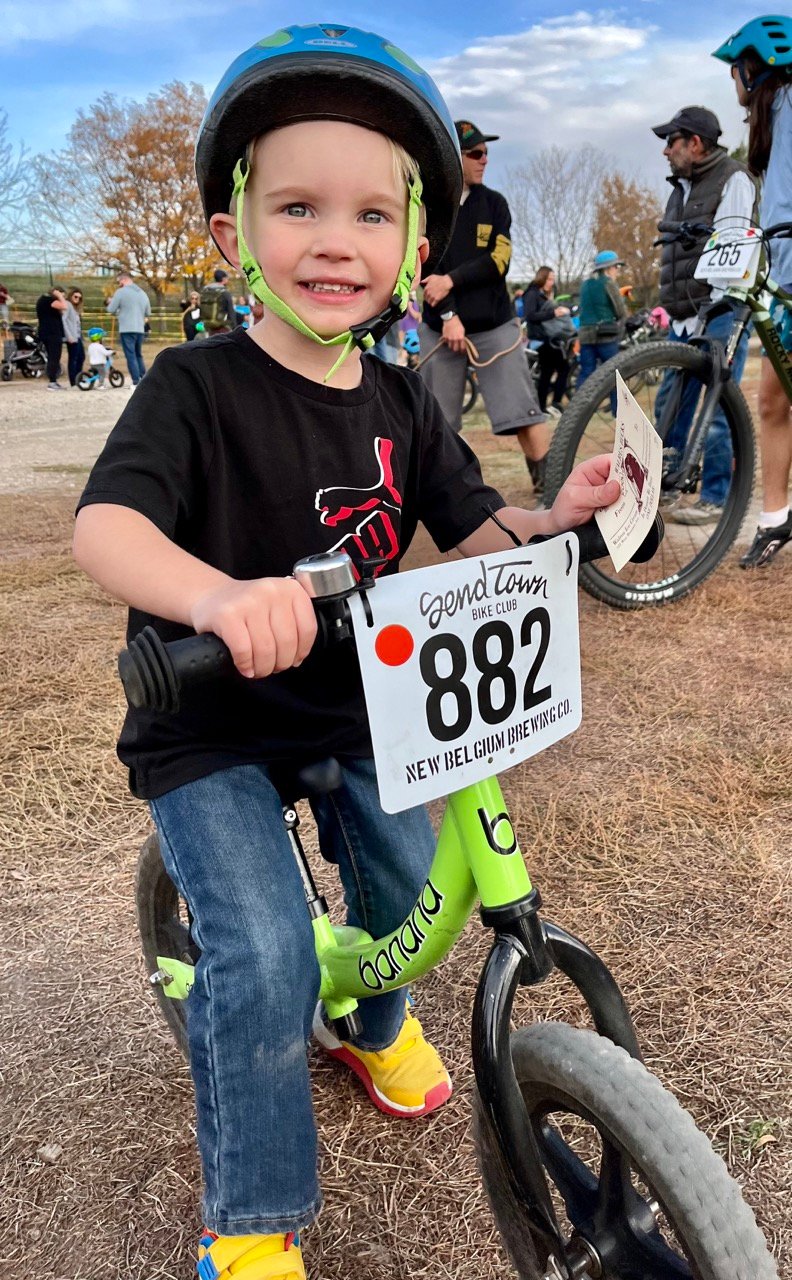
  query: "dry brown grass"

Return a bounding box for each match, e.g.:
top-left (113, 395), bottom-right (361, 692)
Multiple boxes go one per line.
top-left (1, 415), bottom-right (791, 1278)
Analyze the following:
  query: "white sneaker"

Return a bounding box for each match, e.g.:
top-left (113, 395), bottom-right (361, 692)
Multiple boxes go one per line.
top-left (47, 382), bottom-right (65, 391)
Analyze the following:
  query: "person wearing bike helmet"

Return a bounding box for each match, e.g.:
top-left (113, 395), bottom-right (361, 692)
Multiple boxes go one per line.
top-left (85, 326), bottom-right (113, 387)
top-left (714, 16), bottom-right (792, 566)
top-left (73, 26), bottom-right (619, 1280)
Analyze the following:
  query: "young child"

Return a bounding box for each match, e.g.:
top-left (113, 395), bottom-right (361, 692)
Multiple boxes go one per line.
top-left (86, 326), bottom-right (113, 387)
top-left (73, 25), bottom-right (619, 1280)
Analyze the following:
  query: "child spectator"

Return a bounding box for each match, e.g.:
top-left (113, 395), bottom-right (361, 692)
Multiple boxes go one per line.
top-left (73, 25), bottom-right (617, 1280)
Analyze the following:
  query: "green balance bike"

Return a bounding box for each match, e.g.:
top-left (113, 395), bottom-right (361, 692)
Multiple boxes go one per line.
top-left (119, 519), bottom-right (777, 1280)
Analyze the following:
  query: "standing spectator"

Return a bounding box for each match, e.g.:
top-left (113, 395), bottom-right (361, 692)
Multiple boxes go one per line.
top-left (523, 266), bottom-right (573, 416)
top-left (577, 250), bottom-right (628, 409)
top-left (0, 282), bottom-right (13, 332)
top-left (198, 267), bottom-right (237, 334)
top-left (181, 291), bottom-right (202, 341)
top-left (63, 287), bottom-right (85, 388)
top-left (107, 272), bottom-right (151, 386)
top-left (651, 106), bottom-right (757, 526)
top-left (419, 120), bottom-right (549, 494)
top-left (713, 19), bottom-right (792, 564)
top-left (35, 284), bottom-right (68, 391)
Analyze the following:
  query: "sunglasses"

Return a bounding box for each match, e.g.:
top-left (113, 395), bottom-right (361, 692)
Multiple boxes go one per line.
top-left (464, 147), bottom-right (488, 160)
top-left (665, 132), bottom-right (689, 147)
top-left (71, 293), bottom-right (82, 299)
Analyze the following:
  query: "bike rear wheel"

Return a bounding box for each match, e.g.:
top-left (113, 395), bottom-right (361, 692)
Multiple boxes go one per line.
top-left (136, 833), bottom-right (192, 1056)
top-left (545, 343), bottom-right (755, 608)
top-left (76, 373), bottom-right (93, 391)
top-left (462, 370), bottom-right (478, 415)
top-left (474, 1022), bottom-right (777, 1280)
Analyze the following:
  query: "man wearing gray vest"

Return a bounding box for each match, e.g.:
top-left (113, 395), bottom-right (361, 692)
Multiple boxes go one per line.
top-left (652, 106), bottom-right (757, 525)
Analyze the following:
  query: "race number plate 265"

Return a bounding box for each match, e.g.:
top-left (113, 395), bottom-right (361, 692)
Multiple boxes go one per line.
top-left (349, 535), bottom-right (582, 813)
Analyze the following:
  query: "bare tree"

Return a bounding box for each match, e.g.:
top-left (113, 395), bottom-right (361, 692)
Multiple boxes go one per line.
top-left (0, 110), bottom-right (33, 245)
top-left (505, 146), bottom-right (607, 290)
top-left (592, 173), bottom-right (664, 305)
top-left (32, 82), bottom-right (214, 300)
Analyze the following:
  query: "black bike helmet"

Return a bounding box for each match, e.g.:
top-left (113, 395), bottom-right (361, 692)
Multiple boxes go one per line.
top-left (196, 24), bottom-right (462, 273)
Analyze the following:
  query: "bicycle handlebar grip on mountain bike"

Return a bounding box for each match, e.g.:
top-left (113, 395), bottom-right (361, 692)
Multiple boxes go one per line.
top-left (570, 514), bottom-right (664, 565)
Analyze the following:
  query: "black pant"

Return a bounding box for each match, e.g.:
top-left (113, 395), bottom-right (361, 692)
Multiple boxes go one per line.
top-left (44, 336), bottom-right (63, 383)
top-left (536, 342), bottom-right (570, 411)
top-left (67, 339), bottom-right (84, 385)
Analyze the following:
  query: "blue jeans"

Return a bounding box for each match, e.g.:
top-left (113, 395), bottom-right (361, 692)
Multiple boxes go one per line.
top-left (149, 757), bottom-right (434, 1235)
top-left (120, 331), bottom-right (146, 383)
top-left (655, 308), bottom-right (750, 507)
top-left (578, 340), bottom-right (621, 415)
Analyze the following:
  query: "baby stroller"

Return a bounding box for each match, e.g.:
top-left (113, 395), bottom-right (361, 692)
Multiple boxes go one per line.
top-left (1, 322), bottom-right (47, 381)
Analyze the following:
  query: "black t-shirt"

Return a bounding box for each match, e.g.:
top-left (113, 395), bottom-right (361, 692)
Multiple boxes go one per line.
top-left (78, 328), bottom-right (505, 799)
top-left (422, 185), bottom-right (515, 335)
top-left (36, 294), bottom-right (64, 340)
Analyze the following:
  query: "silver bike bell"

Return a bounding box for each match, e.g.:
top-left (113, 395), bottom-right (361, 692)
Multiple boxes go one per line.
top-left (292, 550), bottom-right (357, 599)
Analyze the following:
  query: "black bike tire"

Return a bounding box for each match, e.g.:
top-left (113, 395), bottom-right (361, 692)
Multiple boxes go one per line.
top-left (108, 368), bottom-right (124, 388)
top-left (473, 1023), bottom-right (777, 1280)
top-left (136, 832), bottom-right (190, 1057)
top-left (76, 374), bottom-right (92, 391)
top-left (545, 342), bottom-right (755, 608)
top-left (462, 371), bottom-right (478, 414)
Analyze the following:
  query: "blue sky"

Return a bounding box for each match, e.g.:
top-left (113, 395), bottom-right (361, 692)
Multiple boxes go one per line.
top-left (0, 2), bottom-right (762, 190)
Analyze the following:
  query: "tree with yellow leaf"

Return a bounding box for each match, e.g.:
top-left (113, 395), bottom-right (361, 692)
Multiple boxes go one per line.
top-left (34, 82), bottom-right (216, 301)
top-left (592, 173), bottom-right (665, 306)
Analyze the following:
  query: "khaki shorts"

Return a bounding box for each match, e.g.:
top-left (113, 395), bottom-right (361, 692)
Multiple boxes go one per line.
top-left (418, 318), bottom-right (546, 434)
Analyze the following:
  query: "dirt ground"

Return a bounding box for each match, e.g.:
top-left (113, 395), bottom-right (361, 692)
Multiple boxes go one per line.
top-left (1, 365), bottom-right (790, 1280)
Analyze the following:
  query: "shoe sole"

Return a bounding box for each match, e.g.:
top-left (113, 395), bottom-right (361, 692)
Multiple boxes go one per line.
top-left (313, 1007), bottom-right (452, 1118)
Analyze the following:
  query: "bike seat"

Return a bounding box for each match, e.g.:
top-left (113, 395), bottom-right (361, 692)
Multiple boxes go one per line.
top-left (271, 757), bottom-right (344, 802)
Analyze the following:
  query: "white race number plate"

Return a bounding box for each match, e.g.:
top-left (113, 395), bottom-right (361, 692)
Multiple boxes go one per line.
top-left (350, 535), bottom-right (582, 813)
top-left (694, 228), bottom-right (761, 286)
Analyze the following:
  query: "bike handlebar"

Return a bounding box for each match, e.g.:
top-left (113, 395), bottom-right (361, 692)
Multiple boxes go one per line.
top-left (118, 516), bottom-right (664, 714)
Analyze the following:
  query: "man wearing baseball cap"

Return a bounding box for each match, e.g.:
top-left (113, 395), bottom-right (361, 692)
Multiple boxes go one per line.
top-left (419, 120), bottom-right (549, 496)
top-left (651, 104), bottom-right (757, 525)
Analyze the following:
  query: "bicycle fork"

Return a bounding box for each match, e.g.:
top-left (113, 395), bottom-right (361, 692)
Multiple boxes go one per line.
top-left (471, 891), bottom-right (642, 1280)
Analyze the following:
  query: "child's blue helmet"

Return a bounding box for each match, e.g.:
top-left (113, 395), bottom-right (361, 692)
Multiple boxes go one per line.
top-left (403, 329), bottom-right (420, 354)
top-left (196, 24), bottom-right (461, 274)
top-left (87, 327), bottom-right (104, 339)
top-left (713, 16), bottom-right (792, 72)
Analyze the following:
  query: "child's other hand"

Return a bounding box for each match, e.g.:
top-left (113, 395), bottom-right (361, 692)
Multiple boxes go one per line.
top-left (189, 577), bottom-right (317, 679)
top-left (546, 454), bottom-right (621, 535)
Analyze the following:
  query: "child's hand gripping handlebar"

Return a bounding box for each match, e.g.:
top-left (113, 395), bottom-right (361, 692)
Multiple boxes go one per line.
top-left (118, 517), bottom-right (664, 714)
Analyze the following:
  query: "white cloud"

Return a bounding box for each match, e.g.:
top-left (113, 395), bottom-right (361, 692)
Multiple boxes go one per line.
top-left (0, 0), bottom-right (221, 48)
top-left (425, 14), bottom-right (748, 192)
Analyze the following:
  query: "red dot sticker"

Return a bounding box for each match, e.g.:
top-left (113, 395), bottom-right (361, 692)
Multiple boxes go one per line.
top-left (375, 624), bottom-right (415, 666)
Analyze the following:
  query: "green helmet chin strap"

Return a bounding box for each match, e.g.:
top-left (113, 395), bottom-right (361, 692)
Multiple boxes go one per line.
top-left (232, 158), bottom-right (423, 383)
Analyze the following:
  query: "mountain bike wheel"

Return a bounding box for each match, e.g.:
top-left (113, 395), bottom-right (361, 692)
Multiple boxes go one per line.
top-left (136, 833), bottom-right (193, 1056)
top-left (108, 368), bottom-right (124, 388)
top-left (545, 343), bottom-right (755, 608)
top-left (462, 370), bottom-right (478, 414)
top-left (474, 1023), bottom-right (777, 1280)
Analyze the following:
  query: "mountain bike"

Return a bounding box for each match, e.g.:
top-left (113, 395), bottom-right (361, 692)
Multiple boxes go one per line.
top-left (119, 518), bottom-right (778, 1280)
top-left (546, 220), bottom-right (792, 609)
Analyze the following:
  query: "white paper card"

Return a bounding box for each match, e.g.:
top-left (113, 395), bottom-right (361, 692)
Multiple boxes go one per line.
top-left (595, 372), bottom-right (662, 572)
top-left (349, 536), bottom-right (583, 813)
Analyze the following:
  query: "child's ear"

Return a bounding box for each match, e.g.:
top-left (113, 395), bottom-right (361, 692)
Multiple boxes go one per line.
top-left (413, 236), bottom-right (430, 283)
top-left (209, 213), bottom-right (241, 272)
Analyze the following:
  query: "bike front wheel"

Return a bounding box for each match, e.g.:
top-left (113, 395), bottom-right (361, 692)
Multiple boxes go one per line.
top-left (545, 342), bottom-right (755, 608)
top-left (136, 833), bottom-right (192, 1056)
top-left (462, 370), bottom-right (478, 414)
top-left (108, 367), bottom-right (124, 388)
top-left (474, 1022), bottom-right (777, 1280)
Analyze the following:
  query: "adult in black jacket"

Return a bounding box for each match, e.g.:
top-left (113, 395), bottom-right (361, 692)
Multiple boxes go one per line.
top-left (523, 267), bottom-right (572, 415)
top-left (419, 121), bottom-right (549, 494)
top-left (35, 285), bottom-right (68, 390)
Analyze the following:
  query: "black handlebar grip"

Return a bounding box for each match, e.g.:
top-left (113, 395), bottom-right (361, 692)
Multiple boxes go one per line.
top-left (573, 514), bottom-right (664, 565)
top-left (118, 626), bottom-right (234, 713)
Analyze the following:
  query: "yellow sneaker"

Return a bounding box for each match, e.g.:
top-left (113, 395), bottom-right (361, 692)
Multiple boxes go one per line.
top-left (197, 1231), bottom-right (305, 1279)
top-left (313, 1003), bottom-right (452, 1118)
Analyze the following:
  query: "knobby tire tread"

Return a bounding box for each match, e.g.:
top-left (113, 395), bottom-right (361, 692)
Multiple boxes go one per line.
top-left (473, 1022), bottom-right (777, 1280)
top-left (545, 343), bottom-right (755, 608)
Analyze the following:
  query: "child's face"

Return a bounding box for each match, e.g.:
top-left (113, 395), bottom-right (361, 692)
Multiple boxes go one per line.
top-left (212, 120), bottom-right (425, 341)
